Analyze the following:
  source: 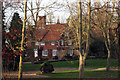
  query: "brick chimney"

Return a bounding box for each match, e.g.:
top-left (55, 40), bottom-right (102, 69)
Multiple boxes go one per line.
top-left (57, 16), bottom-right (60, 24)
top-left (37, 16), bottom-right (46, 29)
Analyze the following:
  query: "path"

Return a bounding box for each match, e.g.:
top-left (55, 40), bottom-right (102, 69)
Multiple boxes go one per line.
top-left (2, 68), bottom-right (120, 78)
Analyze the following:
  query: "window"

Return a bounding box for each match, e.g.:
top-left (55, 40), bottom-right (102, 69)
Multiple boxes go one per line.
top-left (68, 40), bottom-right (72, 45)
top-left (38, 27), bottom-right (41, 29)
top-left (35, 42), bottom-right (39, 45)
top-left (52, 50), bottom-right (57, 56)
top-left (25, 54), bottom-right (28, 57)
top-left (82, 49), bottom-right (84, 56)
top-left (51, 42), bottom-right (55, 45)
top-left (61, 40), bottom-right (64, 45)
top-left (68, 50), bottom-right (73, 56)
top-left (42, 50), bottom-right (48, 56)
top-left (34, 49), bottom-right (38, 57)
top-left (41, 42), bottom-right (45, 45)
top-left (65, 32), bottom-right (68, 36)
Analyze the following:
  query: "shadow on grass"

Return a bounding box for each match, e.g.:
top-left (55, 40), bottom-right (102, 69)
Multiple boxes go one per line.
top-left (39, 70), bottom-right (119, 78)
top-left (52, 72), bottom-right (78, 74)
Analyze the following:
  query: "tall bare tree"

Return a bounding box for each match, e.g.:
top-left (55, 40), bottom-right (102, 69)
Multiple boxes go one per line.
top-left (66, 0), bottom-right (91, 78)
top-left (91, 1), bottom-right (117, 71)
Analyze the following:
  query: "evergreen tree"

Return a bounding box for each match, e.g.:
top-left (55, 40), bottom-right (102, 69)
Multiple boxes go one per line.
top-left (8, 12), bottom-right (23, 71)
top-left (9, 12), bottom-right (23, 51)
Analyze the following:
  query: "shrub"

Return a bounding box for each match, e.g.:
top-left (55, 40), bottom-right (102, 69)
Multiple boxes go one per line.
top-left (89, 40), bottom-right (107, 58)
top-left (40, 61), bottom-right (54, 73)
top-left (62, 54), bottom-right (73, 60)
top-left (73, 55), bottom-right (79, 60)
top-left (53, 56), bottom-right (58, 60)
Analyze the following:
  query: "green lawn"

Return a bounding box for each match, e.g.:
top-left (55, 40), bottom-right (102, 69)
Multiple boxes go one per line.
top-left (23, 59), bottom-right (118, 71)
top-left (50, 59), bottom-right (118, 68)
top-left (36, 70), bottom-right (119, 78)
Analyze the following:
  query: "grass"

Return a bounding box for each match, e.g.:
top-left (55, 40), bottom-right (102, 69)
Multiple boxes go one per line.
top-left (36, 70), bottom-right (119, 78)
top-left (23, 59), bottom-right (118, 71)
top-left (51, 59), bottom-right (118, 68)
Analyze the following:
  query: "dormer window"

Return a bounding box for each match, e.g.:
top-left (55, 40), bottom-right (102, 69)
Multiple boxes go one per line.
top-left (51, 42), bottom-right (55, 45)
top-left (41, 42), bottom-right (45, 45)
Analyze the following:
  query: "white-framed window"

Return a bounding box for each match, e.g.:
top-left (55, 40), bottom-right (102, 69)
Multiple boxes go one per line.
top-left (34, 49), bottom-right (38, 57)
top-left (52, 50), bottom-right (57, 56)
top-left (41, 42), bottom-right (45, 45)
top-left (61, 40), bottom-right (64, 45)
top-left (25, 54), bottom-right (28, 57)
top-left (51, 42), bottom-right (55, 45)
top-left (42, 50), bottom-right (48, 56)
top-left (68, 50), bottom-right (73, 56)
top-left (68, 40), bottom-right (72, 45)
top-left (35, 42), bottom-right (39, 45)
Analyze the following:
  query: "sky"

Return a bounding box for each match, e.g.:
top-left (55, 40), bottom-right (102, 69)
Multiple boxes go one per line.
top-left (4, 0), bottom-right (72, 27)
top-left (3, 0), bottom-right (118, 27)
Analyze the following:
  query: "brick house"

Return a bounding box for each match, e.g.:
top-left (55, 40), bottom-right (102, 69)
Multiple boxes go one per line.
top-left (26, 16), bottom-right (74, 60)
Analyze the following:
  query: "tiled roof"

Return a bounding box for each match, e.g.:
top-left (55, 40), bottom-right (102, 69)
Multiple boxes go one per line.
top-left (35, 24), bottom-right (67, 42)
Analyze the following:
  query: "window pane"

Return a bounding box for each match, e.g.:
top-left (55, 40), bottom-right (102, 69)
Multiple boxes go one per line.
top-left (35, 42), bottom-right (39, 45)
top-left (68, 50), bottom-right (73, 56)
top-left (51, 42), bottom-right (55, 45)
top-left (61, 40), bottom-right (64, 45)
top-left (42, 50), bottom-right (48, 56)
top-left (41, 42), bottom-right (45, 45)
top-left (68, 40), bottom-right (72, 45)
top-left (52, 50), bottom-right (57, 56)
top-left (34, 49), bottom-right (38, 57)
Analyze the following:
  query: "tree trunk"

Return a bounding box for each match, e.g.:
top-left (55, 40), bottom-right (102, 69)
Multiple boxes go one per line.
top-left (118, 27), bottom-right (120, 78)
top-left (104, 39), bottom-right (111, 71)
top-left (118, 46), bottom-right (120, 78)
top-left (79, 56), bottom-right (84, 79)
top-left (18, 55), bottom-right (22, 80)
top-left (13, 57), bottom-right (16, 71)
top-left (103, 30), bottom-right (111, 71)
top-left (106, 49), bottom-right (111, 71)
top-left (86, 0), bottom-right (91, 57)
top-left (31, 42), bottom-right (35, 68)
top-left (78, 1), bottom-right (84, 79)
top-left (18, 0), bottom-right (27, 80)
top-left (106, 30), bottom-right (111, 71)
top-left (118, 1), bottom-right (120, 78)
